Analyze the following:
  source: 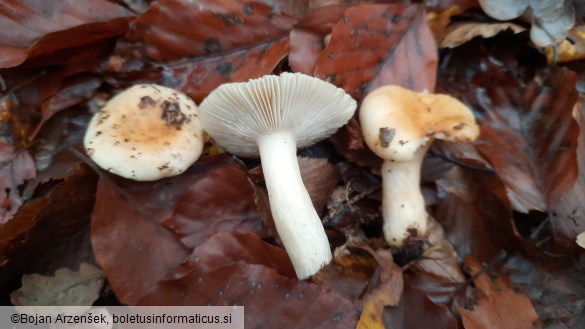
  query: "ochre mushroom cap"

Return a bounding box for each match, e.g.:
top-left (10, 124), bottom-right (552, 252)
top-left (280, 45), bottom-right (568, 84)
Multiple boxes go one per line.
top-left (359, 85), bottom-right (479, 162)
top-left (84, 84), bottom-right (203, 181)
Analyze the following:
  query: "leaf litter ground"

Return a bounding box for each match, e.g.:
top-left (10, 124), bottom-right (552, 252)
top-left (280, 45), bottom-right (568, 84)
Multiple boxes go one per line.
top-left (1, 1), bottom-right (585, 328)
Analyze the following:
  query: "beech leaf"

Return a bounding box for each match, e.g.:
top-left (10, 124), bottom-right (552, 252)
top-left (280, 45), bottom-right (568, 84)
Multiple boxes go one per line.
top-left (314, 4), bottom-right (438, 98)
top-left (0, 0), bottom-right (133, 68)
top-left (457, 257), bottom-right (540, 329)
top-left (138, 231), bottom-right (359, 328)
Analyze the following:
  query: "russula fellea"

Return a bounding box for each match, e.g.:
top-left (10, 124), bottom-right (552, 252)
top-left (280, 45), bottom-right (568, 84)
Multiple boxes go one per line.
top-left (359, 85), bottom-right (479, 247)
top-left (84, 84), bottom-right (203, 181)
top-left (198, 72), bottom-right (356, 279)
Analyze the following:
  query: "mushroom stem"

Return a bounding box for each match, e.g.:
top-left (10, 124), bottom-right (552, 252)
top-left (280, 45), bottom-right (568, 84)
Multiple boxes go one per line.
top-left (257, 131), bottom-right (332, 279)
top-left (381, 144), bottom-right (430, 246)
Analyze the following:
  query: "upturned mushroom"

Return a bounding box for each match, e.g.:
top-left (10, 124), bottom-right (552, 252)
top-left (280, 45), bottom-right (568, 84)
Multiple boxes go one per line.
top-left (198, 72), bottom-right (356, 279)
top-left (359, 85), bottom-right (479, 247)
top-left (84, 84), bottom-right (203, 181)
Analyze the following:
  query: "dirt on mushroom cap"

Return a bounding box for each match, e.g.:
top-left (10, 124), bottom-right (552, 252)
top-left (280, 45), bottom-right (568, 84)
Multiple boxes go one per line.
top-left (360, 85), bottom-right (479, 162)
top-left (84, 84), bottom-right (203, 181)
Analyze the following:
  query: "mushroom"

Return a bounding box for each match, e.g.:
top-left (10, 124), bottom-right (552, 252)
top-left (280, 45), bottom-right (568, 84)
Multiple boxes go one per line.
top-left (84, 84), bottom-right (203, 181)
top-left (198, 72), bottom-right (356, 279)
top-left (359, 85), bottom-right (479, 247)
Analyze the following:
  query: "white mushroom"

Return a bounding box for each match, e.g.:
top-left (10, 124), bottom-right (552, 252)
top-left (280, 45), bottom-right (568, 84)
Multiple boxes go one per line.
top-left (84, 84), bottom-right (203, 181)
top-left (198, 72), bottom-right (356, 279)
top-left (359, 85), bottom-right (479, 247)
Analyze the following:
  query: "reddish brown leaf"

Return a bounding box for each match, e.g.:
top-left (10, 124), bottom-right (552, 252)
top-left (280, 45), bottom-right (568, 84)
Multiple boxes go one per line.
top-left (162, 160), bottom-right (264, 250)
top-left (356, 249), bottom-right (404, 329)
top-left (184, 232), bottom-right (295, 277)
top-left (312, 247), bottom-right (378, 301)
top-left (289, 28), bottom-right (326, 74)
top-left (138, 231), bottom-right (359, 328)
top-left (438, 36), bottom-right (584, 250)
top-left (0, 1), bottom-right (133, 68)
top-left (434, 166), bottom-right (517, 262)
top-left (91, 175), bottom-right (189, 305)
top-left (457, 257), bottom-right (540, 329)
top-left (128, 0), bottom-right (296, 61)
top-left (91, 155), bottom-right (237, 304)
top-left (289, 3), bottom-right (351, 74)
top-left (0, 159), bottom-right (98, 297)
top-left (383, 282), bottom-right (458, 329)
top-left (167, 38), bottom-right (290, 102)
top-left (314, 4), bottom-right (438, 99)
top-left (34, 76), bottom-right (102, 138)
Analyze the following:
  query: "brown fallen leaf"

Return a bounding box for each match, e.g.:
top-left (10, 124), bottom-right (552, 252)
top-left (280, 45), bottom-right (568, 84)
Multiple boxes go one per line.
top-left (162, 160), bottom-right (264, 249)
top-left (0, 155), bottom-right (98, 301)
top-left (441, 22), bottom-right (525, 48)
top-left (312, 246), bottom-right (378, 301)
top-left (457, 257), bottom-right (541, 329)
top-left (10, 263), bottom-right (104, 306)
top-left (35, 76), bottom-right (102, 138)
top-left (438, 35), bottom-right (585, 251)
top-left (414, 218), bottom-right (466, 283)
top-left (117, 0), bottom-right (295, 102)
top-left (167, 38), bottom-right (290, 102)
top-left (138, 231), bottom-right (359, 328)
top-left (0, 0), bottom-right (133, 68)
top-left (127, 0), bottom-right (296, 61)
top-left (289, 2), bottom-right (352, 74)
top-left (315, 4), bottom-right (438, 98)
top-left (383, 282), bottom-right (458, 329)
top-left (356, 249), bottom-right (403, 329)
top-left (435, 166), bottom-right (517, 262)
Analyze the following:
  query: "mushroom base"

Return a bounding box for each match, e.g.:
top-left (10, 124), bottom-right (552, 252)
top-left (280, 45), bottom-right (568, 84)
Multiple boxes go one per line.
top-left (257, 131), bottom-right (332, 279)
top-left (381, 145), bottom-right (429, 247)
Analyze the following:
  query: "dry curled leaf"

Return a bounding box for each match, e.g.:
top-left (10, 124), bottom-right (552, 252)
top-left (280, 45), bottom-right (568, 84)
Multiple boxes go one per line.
top-left (10, 263), bottom-right (104, 306)
top-left (441, 22), bottom-right (525, 48)
top-left (356, 249), bottom-right (403, 329)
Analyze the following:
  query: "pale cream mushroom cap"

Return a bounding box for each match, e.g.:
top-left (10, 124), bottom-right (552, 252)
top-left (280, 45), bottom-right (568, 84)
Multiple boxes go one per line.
top-left (84, 84), bottom-right (203, 181)
top-left (359, 85), bottom-right (480, 161)
top-left (198, 72), bottom-right (357, 157)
